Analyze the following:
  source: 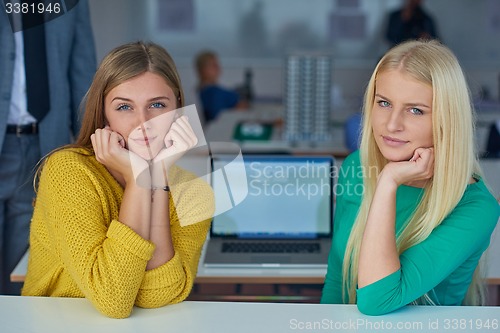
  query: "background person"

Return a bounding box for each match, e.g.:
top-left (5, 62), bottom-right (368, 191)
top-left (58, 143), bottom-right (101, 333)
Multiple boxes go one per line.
top-left (386, 0), bottom-right (439, 46)
top-left (344, 111), bottom-right (362, 152)
top-left (0, 0), bottom-right (96, 295)
top-left (194, 50), bottom-right (248, 123)
top-left (484, 120), bottom-right (500, 158)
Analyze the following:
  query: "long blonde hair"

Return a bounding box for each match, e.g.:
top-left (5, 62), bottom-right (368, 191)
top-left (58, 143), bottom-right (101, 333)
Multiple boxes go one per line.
top-left (342, 40), bottom-right (484, 305)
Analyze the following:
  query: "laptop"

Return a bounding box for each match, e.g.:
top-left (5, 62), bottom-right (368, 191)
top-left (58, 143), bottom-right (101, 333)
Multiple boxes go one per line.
top-left (203, 154), bottom-right (334, 267)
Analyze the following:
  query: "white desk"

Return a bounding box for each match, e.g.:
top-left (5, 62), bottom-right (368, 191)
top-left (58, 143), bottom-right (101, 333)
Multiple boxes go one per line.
top-left (12, 228), bottom-right (499, 304)
top-left (196, 220), bottom-right (500, 284)
top-left (1, 296), bottom-right (499, 333)
top-left (11, 223), bottom-right (500, 286)
top-left (204, 108), bottom-right (350, 158)
top-left (10, 249), bottom-right (326, 284)
top-left (197, 265), bottom-right (326, 284)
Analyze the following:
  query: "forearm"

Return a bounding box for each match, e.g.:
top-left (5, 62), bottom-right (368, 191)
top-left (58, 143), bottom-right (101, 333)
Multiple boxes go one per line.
top-left (119, 182), bottom-right (152, 240)
top-left (358, 177), bottom-right (400, 288)
top-left (147, 190), bottom-right (175, 270)
top-left (136, 219), bottom-right (211, 308)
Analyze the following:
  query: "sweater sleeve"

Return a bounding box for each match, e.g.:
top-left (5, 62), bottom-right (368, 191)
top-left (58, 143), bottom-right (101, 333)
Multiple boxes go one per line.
top-left (135, 167), bottom-right (214, 308)
top-left (36, 151), bottom-right (155, 318)
top-left (356, 187), bottom-right (500, 315)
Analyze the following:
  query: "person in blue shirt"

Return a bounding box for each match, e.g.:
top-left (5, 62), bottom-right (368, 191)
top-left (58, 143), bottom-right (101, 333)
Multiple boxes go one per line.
top-left (194, 51), bottom-right (248, 123)
top-left (344, 111), bottom-right (362, 152)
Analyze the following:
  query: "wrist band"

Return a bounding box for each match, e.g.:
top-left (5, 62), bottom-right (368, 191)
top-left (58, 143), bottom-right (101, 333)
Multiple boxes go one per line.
top-left (152, 185), bottom-right (170, 192)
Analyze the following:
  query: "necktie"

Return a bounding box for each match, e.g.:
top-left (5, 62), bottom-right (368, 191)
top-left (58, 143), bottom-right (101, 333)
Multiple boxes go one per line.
top-left (22, 5), bottom-right (50, 122)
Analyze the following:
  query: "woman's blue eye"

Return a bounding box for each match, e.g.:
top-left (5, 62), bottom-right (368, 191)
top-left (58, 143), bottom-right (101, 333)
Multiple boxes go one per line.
top-left (377, 100), bottom-right (390, 108)
top-left (151, 102), bottom-right (166, 108)
top-left (116, 104), bottom-right (131, 111)
top-left (409, 107), bottom-right (423, 115)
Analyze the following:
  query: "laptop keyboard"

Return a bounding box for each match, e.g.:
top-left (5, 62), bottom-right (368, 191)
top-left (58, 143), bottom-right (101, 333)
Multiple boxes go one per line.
top-left (222, 242), bottom-right (321, 253)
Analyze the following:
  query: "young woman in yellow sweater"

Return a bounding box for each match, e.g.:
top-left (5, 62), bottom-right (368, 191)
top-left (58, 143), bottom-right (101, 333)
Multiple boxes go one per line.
top-left (22, 41), bottom-right (214, 318)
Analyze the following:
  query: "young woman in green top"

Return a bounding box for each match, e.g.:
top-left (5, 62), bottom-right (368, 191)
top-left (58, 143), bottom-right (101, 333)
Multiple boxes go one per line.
top-left (321, 39), bottom-right (500, 315)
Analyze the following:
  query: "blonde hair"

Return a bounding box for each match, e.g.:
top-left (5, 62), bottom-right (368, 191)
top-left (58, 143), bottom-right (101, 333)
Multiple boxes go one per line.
top-left (342, 40), bottom-right (484, 305)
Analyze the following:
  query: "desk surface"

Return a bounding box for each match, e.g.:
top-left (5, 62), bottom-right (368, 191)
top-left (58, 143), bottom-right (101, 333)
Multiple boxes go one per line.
top-left (204, 108), bottom-right (350, 158)
top-left (196, 265), bottom-right (326, 284)
top-left (10, 222), bottom-right (500, 285)
top-left (10, 249), bottom-right (327, 284)
top-left (2, 296), bottom-right (500, 333)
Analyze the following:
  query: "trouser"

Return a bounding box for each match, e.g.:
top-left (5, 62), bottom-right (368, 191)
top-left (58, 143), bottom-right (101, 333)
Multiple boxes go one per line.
top-left (0, 133), bottom-right (40, 295)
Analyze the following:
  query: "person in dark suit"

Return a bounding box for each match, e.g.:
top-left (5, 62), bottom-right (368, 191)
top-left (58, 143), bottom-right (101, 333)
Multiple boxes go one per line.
top-left (485, 121), bottom-right (500, 158)
top-left (386, 0), bottom-right (439, 46)
top-left (0, 0), bottom-right (96, 294)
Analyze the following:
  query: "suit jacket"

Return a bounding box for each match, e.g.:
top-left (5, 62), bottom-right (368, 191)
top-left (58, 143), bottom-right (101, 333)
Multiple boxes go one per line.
top-left (0, 0), bottom-right (96, 156)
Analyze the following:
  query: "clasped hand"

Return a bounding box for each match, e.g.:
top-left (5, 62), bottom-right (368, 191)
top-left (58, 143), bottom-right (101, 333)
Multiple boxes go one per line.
top-left (91, 115), bottom-right (198, 189)
top-left (149, 115), bottom-right (198, 189)
top-left (379, 147), bottom-right (434, 187)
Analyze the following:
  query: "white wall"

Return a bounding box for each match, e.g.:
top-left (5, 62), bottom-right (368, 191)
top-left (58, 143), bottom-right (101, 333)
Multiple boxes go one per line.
top-left (87, 0), bottom-right (500, 119)
top-left (480, 159), bottom-right (500, 201)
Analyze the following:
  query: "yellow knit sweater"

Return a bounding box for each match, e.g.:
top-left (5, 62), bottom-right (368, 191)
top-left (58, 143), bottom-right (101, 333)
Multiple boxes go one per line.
top-left (22, 148), bottom-right (214, 318)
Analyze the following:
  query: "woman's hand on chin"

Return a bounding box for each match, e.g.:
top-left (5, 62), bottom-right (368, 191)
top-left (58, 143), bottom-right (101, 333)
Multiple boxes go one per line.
top-left (91, 126), bottom-right (150, 187)
top-left (150, 115), bottom-right (198, 188)
top-left (379, 147), bottom-right (434, 187)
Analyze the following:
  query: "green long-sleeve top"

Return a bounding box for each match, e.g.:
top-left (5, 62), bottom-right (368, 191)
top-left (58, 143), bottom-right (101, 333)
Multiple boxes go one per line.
top-left (321, 150), bottom-right (500, 315)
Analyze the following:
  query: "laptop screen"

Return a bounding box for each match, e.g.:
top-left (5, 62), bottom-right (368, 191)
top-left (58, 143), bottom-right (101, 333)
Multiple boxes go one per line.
top-left (211, 155), bottom-right (334, 239)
